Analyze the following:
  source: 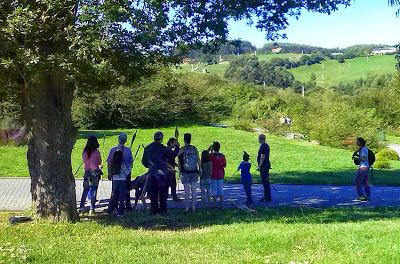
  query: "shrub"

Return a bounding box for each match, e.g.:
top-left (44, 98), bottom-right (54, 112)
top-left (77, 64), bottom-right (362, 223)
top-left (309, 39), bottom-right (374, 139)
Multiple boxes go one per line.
top-left (374, 158), bottom-right (391, 169)
top-left (376, 148), bottom-right (399, 161)
top-left (232, 119), bottom-right (254, 132)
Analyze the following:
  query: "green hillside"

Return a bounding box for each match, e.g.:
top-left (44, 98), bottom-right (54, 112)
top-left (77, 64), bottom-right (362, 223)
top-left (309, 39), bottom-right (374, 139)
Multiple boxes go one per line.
top-left (290, 55), bottom-right (397, 86)
top-left (175, 54), bottom-right (396, 85)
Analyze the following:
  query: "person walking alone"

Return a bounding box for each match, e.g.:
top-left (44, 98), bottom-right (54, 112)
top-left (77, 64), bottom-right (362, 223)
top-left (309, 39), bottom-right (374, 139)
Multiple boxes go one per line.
top-left (352, 137), bottom-right (371, 201)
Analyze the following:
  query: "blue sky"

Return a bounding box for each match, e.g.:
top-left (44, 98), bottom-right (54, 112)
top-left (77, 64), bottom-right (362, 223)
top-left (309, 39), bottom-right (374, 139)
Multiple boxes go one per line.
top-left (228, 0), bottom-right (400, 48)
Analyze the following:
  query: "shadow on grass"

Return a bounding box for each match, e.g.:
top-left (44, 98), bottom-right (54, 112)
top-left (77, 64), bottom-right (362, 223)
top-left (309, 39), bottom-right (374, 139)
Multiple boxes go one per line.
top-left (224, 169), bottom-right (400, 186)
top-left (89, 206), bottom-right (400, 231)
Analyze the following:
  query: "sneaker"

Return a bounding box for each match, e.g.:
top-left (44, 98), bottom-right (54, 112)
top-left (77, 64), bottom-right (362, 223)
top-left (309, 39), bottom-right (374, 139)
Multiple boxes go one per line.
top-left (356, 196), bottom-right (368, 201)
top-left (173, 196), bottom-right (181, 202)
top-left (78, 207), bottom-right (84, 214)
top-left (116, 214), bottom-right (124, 218)
top-left (89, 209), bottom-right (95, 216)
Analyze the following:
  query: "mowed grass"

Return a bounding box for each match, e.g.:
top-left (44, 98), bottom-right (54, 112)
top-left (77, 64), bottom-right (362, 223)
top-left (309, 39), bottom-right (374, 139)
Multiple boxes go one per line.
top-left (1, 126), bottom-right (400, 186)
top-left (290, 55), bottom-right (397, 86)
top-left (2, 207), bottom-right (400, 263)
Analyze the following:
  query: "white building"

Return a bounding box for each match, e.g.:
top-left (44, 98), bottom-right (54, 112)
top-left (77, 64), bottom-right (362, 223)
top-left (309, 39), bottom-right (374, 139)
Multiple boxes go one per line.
top-left (371, 47), bottom-right (397, 55)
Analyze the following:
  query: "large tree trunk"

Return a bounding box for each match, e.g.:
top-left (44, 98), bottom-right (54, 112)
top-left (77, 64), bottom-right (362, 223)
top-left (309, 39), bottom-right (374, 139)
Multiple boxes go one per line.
top-left (25, 71), bottom-right (78, 221)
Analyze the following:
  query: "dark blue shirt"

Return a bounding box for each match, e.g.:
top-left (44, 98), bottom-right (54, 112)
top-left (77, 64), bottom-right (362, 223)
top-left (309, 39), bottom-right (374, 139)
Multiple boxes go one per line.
top-left (238, 161), bottom-right (252, 180)
top-left (142, 142), bottom-right (179, 178)
top-left (257, 142), bottom-right (271, 169)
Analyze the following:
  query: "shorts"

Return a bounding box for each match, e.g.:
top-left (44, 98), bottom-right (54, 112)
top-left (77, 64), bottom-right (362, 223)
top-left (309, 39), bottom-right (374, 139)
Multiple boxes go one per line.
top-left (181, 172), bottom-right (198, 185)
top-left (200, 178), bottom-right (211, 190)
top-left (211, 179), bottom-right (224, 196)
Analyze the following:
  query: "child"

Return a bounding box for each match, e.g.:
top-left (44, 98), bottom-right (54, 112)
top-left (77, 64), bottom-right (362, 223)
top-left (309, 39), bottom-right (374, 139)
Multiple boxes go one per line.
top-left (209, 142), bottom-right (226, 208)
top-left (107, 151), bottom-right (131, 217)
top-left (200, 150), bottom-right (212, 207)
top-left (238, 153), bottom-right (252, 205)
top-left (79, 136), bottom-right (103, 216)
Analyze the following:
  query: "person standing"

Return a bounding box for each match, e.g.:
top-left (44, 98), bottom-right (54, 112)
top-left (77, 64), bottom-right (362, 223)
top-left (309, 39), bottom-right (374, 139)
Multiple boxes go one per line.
top-left (178, 133), bottom-right (200, 212)
top-left (200, 150), bottom-right (212, 207)
top-left (167, 138), bottom-right (180, 201)
top-left (237, 152), bottom-right (252, 205)
top-left (352, 137), bottom-right (371, 201)
top-left (107, 151), bottom-right (131, 217)
top-left (79, 136), bottom-right (103, 215)
top-left (142, 131), bottom-right (180, 215)
top-left (209, 141), bottom-right (226, 208)
top-left (107, 133), bottom-right (133, 210)
top-left (257, 134), bottom-right (271, 202)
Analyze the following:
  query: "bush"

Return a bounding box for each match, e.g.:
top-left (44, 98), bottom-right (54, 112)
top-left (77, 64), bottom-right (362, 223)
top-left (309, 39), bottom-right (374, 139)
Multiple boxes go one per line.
top-left (232, 119), bottom-right (254, 132)
top-left (376, 148), bottom-right (399, 161)
top-left (374, 158), bottom-right (391, 169)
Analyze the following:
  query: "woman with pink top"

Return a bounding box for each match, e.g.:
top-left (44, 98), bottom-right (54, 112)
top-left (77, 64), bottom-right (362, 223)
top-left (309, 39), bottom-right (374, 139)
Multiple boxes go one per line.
top-left (79, 136), bottom-right (103, 215)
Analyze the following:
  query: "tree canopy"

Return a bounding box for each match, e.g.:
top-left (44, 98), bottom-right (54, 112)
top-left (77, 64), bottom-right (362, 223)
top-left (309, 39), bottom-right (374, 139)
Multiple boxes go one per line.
top-left (0, 0), bottom-right (353, 221)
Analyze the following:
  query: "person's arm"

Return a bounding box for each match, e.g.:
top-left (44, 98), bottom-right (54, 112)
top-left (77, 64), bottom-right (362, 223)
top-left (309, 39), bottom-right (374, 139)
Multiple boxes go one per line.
top-left (141, 147), bottom-right (149, 168)
top-left (237, 162), bottom-right (242, 171)
top-left (127, 148), bottom-right (133, 168)
top-left (106, 149), bottom-right (113, 180)
top-left (222, 155), bottom-right (227, 168)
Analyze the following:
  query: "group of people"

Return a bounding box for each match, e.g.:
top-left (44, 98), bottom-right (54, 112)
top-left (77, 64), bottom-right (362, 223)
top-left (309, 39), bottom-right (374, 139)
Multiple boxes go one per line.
top-left (78, 130), bottom-right (373, 217)
top-left (78, 131), bottom-right (272, 216)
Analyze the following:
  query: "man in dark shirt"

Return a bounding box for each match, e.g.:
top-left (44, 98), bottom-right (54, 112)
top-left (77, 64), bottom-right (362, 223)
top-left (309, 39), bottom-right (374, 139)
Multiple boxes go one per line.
top-left (142, 131), bottom-right (180, 215)
top-left (257, 134), bottom-right (271, 202)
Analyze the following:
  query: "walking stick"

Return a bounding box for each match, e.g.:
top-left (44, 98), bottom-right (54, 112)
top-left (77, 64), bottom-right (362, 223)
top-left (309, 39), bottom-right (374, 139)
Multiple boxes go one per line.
top-left (130, 129), bottom-right (138, 149)
top-left (174, 127), bottom-right (181, 192)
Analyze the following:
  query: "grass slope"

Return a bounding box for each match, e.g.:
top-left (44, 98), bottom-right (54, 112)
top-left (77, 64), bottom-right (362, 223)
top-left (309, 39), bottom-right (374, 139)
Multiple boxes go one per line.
top-left (1, 208), bottom-right (400, 263)
top-left (175, 54), bottom-right (396, 85)
top-left (1, 126), bottom-right (400, 186)
top-left (289, 55), bottom-right (396, 86)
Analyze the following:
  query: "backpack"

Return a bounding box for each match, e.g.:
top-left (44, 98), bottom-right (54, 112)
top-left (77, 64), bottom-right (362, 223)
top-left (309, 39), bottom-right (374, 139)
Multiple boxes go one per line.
top-left (352, 148), bottom-right (375, 166)
top-left (182, 145), bottom-right (199, 172)
top-left (368, 148), bottom-right (375, 166)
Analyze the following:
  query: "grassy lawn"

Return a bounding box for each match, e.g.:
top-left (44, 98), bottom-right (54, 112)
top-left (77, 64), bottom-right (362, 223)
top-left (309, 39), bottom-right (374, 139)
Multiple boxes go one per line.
top-left (289, 55), bottom-right (396, 86)
top-left (1, 126), bottom-right (400, 186)
top-left (1, 207), bottom-right (400, 263)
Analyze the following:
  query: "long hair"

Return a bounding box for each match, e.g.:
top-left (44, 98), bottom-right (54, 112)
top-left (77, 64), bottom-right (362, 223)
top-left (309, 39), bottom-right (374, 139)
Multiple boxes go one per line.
top-left (111, 151), bottom-right (123, 176)
top-left (201, 150), bottom-right (210, 163)
top-left (84, 136), bottom-right (99, 159)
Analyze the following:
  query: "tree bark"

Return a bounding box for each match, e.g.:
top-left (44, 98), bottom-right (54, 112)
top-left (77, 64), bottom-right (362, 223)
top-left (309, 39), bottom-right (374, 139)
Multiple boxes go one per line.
top-left (25, 71), bottom-right (78, 221)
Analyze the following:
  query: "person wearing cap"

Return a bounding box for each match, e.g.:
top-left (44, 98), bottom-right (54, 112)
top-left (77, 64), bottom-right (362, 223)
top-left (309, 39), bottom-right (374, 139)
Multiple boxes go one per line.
top-left (257, 134), bottom-right (271, 202)
top-left (142, 131), bottom-right (180, 215)
top-left (107, 132), bottom-right (134, 211)
top-left (237, 152), bottom-right (252, 205)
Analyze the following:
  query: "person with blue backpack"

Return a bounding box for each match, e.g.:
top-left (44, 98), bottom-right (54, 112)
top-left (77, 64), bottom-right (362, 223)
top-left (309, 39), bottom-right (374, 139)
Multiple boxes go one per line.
top-left (352, 137), bottom-right (375, 201)
top-left (178, 133), bottom-right (200, 212)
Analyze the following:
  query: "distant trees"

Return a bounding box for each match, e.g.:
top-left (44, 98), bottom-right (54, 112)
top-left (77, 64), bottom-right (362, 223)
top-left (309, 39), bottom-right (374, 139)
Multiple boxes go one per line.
top-left (224, 56), bottom-right (294, 88)
top-left (260, 43), bottom-right (339, 55)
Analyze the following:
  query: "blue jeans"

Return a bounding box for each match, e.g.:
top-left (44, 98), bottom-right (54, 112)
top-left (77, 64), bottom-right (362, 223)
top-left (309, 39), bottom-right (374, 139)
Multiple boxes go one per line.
top-left (108, 180), bottom-right (127, 215)
top-left (242, 178), bottom-right (252, 203)
top-left (80, 185), bottom-right (98, 210)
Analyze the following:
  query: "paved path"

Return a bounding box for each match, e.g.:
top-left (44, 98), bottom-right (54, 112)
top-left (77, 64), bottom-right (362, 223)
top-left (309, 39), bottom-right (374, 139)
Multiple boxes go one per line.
top-left (1, 178), bottom-right (400, 211)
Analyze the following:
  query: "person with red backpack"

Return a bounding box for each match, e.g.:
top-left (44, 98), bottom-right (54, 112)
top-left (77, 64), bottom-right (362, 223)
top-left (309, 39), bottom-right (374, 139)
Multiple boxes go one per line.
top-left (178, 133), bottom-right (200, 212)
top-left (352, 137), bottom-right (375, 201)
